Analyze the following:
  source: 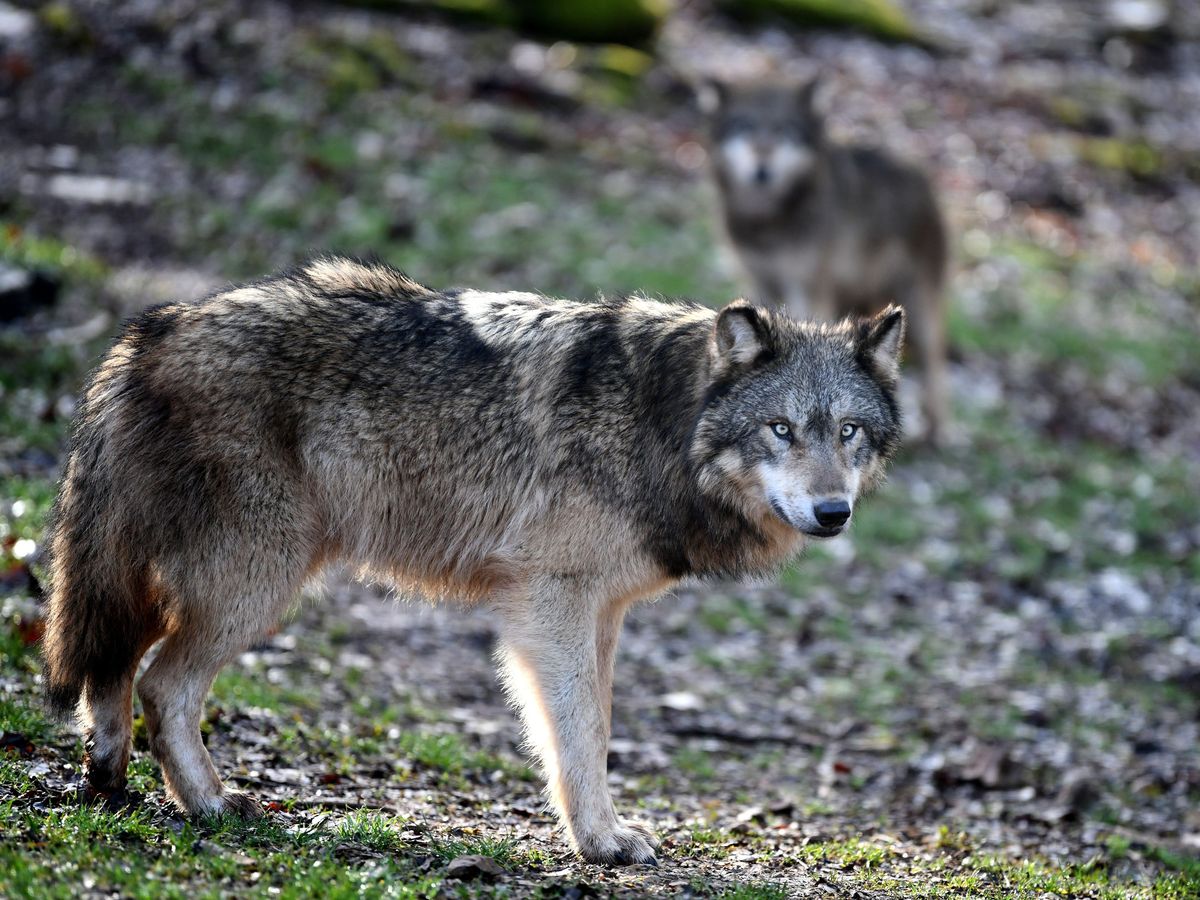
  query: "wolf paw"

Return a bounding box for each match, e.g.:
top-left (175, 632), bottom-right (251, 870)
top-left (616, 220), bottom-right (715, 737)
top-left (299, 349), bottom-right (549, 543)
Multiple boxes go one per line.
top-left (195, 790), bottom-right (264, 821)
top-left (78, 781), bottom-right (142, 811)
top-left (218, 790), bottom-right (265, 820)
top-left (578, 822), bottom-right (659, 866)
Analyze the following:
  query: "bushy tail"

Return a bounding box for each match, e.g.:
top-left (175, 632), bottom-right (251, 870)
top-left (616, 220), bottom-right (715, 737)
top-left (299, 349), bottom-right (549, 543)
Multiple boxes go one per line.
top-left (42, 365), bottom-right (155, 718)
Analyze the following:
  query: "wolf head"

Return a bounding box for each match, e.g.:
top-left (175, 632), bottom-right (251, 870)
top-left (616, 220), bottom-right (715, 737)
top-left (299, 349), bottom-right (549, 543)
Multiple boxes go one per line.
top-left (699, 78), bottom-right (826, 213)
top-left (692, 302), bottom-right (904, 538)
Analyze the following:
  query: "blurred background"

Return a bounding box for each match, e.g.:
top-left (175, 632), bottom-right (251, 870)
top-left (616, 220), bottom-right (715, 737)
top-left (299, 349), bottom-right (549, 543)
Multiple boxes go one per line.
top-left (1, 1), bottom-right (1197, 896)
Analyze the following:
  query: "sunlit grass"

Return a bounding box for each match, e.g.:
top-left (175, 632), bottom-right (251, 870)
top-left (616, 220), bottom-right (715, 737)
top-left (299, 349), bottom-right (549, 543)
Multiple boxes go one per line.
top-left (333, 809), bottom-right (407, 852)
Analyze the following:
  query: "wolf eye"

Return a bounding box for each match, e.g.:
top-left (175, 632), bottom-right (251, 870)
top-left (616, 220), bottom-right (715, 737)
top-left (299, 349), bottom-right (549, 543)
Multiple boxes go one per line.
top-left (840, 423), bottom-right (859, 442)
top-left (771, 422), bottom-right (792, 440)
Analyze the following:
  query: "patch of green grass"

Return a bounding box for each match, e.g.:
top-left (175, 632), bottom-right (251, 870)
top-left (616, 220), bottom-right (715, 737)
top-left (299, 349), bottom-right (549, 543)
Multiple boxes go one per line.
top-left (0, 619), bottom-right (43, 680)
top-left (719, 882), bottom-right (790, 900)
top-left (15, 801), bottom-right (162, 844)
top-left (696, 594), bottom-right (772, 635)
top-left (0, 805), bottom-right (447, 898)
top-left (0, 758), bottom-right (35, 793)
top-left (429, 832), bottom-right (517, 866)
top-left (0, 696), bottom-right (54, 744)
top-left (842, 404), bottom-right (1199, 581)
top-left (951, 240), bottom-right (1198, 388)
top-left (386, 133), bottom-right (731, 301)
top-left (935, 824), bottom-right (973, 852)
top-left (678, 826), bottom-right (740, 860)
top-left (0, 475), bottom-right (57, 529)
top-left (765, 835), bottom-right (1200, 899)
top-left (333, 809), bottom-right (407, 852)
top-left (294, 28), bottom-right (416, 104)
top-left (796, 836), bottom-right (894, 869)
top-left (673, 746), bottom-right (717, 784)
top-left (0, 222), bottom-right (106, 283)
top-left (397, 730), bottom-right (532, 782)
top-left (1148, 846), bottom-right (1200, 881)
top-left (209, 668), bottom-right (317, 714)
top-left (973, 855), bottom-right (1113, 895)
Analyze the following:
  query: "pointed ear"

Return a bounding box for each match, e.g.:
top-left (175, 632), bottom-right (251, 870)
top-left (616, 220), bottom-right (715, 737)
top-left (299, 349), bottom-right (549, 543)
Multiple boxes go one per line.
top-left (696, 77), bottom-right (727, 115)
top-left (856, 304), bottom-right (906, 383)
top-left (714, 300), bottom-right (773, 370)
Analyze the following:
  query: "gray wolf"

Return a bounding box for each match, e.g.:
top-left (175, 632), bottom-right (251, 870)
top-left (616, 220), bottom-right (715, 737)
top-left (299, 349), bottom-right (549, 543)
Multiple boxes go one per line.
top-left (42, 256), bottom-right (904, 865)
top-left (700, 76), bottom-right (948, 443)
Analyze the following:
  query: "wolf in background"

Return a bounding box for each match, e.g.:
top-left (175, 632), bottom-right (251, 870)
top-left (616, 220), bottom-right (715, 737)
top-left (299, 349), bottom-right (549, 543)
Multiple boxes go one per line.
top-left (42, 257), bottom-right (904, 865)
top-left (700, 76), bottom-right (949, 443)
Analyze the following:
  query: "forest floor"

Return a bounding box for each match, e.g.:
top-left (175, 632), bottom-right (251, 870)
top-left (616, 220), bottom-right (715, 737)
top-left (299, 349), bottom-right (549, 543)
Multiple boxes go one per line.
top-left (1, 1), bottom-right (1198, 896)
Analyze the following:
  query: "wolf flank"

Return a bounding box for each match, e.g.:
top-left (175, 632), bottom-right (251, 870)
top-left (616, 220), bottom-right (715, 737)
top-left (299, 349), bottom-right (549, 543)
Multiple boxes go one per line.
top-left (42, 257), bottom-right (905, 865)
top-left (701, 76), bottom-right (949, 443)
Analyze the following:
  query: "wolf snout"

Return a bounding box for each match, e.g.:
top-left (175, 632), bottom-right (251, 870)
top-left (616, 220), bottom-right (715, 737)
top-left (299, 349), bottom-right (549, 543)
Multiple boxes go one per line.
top-left (813, 499), bottom-right (851, 529)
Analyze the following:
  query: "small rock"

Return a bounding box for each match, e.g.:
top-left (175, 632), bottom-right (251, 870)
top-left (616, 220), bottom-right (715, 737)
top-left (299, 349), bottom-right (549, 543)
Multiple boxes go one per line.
top-left (445, 854), bottom-right (506, 881)
top-left (660, 691), bottom-right (704, 711)
top-left (42, 173), bottom-right (152, 205)
top-left (0, 3), bottom-right (35, 41)
top-left (1106, 0), bottom-right (1169, 33)
top-left (1056, 769), bottom-right (1099, 813)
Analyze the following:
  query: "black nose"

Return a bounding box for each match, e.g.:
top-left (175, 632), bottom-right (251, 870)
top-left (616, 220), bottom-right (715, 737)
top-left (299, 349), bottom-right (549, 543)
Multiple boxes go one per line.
top-left (754, 164), bottom-right (771, 184)
top-left (813, 499), bottom-right (851, 528)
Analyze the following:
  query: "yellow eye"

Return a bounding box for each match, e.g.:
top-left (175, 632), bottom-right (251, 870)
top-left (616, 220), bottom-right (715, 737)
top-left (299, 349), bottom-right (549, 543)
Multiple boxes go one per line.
top-left (771, 422), bottom-right (791, 439)
top-left (840, 423), bottom-right (858, 442)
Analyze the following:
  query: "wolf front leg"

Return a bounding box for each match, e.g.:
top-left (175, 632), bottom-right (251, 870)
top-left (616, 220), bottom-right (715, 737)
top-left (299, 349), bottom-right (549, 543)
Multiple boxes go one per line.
top-left (495, 575), bottom-right (657, 866)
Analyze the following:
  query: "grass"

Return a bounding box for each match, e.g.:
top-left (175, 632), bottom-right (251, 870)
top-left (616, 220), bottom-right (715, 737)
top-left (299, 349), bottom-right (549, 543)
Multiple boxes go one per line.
top-left (676, 828), bottom-right (1200, 897)
top-left (718, 883), bottom-right (790, 900)
top-left (0, 221), bottom-right (107, 283)
top-left (429, 833), bottom-right (520, 865)
top-left (673, 746), bottom-right (718, 784)
top-left (841, 407), bottom-right (1199, 579)
top-left (0, 696), bottom-right (54, 744)
top-left (948, 239), bottom-right (1199, 389)
top-left (332, 809), bottom-right (408, 852)
top-left (0, 805), bottom-right (446, 899)
top-left (210, 668), bottom-right (319, 715)
top-left (783, 836), bottom-right (1200, 899)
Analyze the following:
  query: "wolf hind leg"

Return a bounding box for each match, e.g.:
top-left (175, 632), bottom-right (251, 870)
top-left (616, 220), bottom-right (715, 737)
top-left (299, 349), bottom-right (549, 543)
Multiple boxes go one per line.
top-left (138, 521), bottom-right (313, 819)
top-left (81, 651), bottom-right (155, 801)
top-left (495, 576), bottom-right (656, 866)
top-left (138, 589), bottom-right (295, 819)
top-left (137, 472), bottom-right (318, 818)
top-left (77, 593), bottom-right (166, 803)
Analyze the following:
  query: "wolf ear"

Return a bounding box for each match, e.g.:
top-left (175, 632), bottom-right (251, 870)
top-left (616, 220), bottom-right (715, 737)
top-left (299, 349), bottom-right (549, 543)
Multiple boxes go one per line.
top-left (696, 78), bottom-right (727, 115)
top-left (714, 300), bottom-right (773, 370)
top-left (856, 305), bottom-right (906, 383)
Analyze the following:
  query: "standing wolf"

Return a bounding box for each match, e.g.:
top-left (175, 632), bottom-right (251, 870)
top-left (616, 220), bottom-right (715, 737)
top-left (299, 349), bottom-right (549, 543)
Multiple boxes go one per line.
top-left (43, 257), bottom-right (904, 865)
top-left (700, 77), bottom-right (948, 443)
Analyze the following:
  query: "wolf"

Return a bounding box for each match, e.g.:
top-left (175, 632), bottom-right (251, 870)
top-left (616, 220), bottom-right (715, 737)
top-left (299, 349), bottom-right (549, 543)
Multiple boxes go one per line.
top-left (700, 76), bottom-right (948, 443)
top-left (42, 256), bottom-right (904, 865)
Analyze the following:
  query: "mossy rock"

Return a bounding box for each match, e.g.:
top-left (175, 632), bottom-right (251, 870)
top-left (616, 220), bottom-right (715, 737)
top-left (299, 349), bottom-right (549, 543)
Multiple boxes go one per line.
top-left (509, 0), bottom-right (668, 45)
top-left (339, 0), bottom-right (667, 44)
top-left (721, 0), bottom-right (920, 44)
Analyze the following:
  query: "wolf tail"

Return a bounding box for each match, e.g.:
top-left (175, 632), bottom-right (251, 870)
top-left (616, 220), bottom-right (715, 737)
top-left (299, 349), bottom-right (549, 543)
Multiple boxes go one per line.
top-left (41, 335), bottom-right (160, 718)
